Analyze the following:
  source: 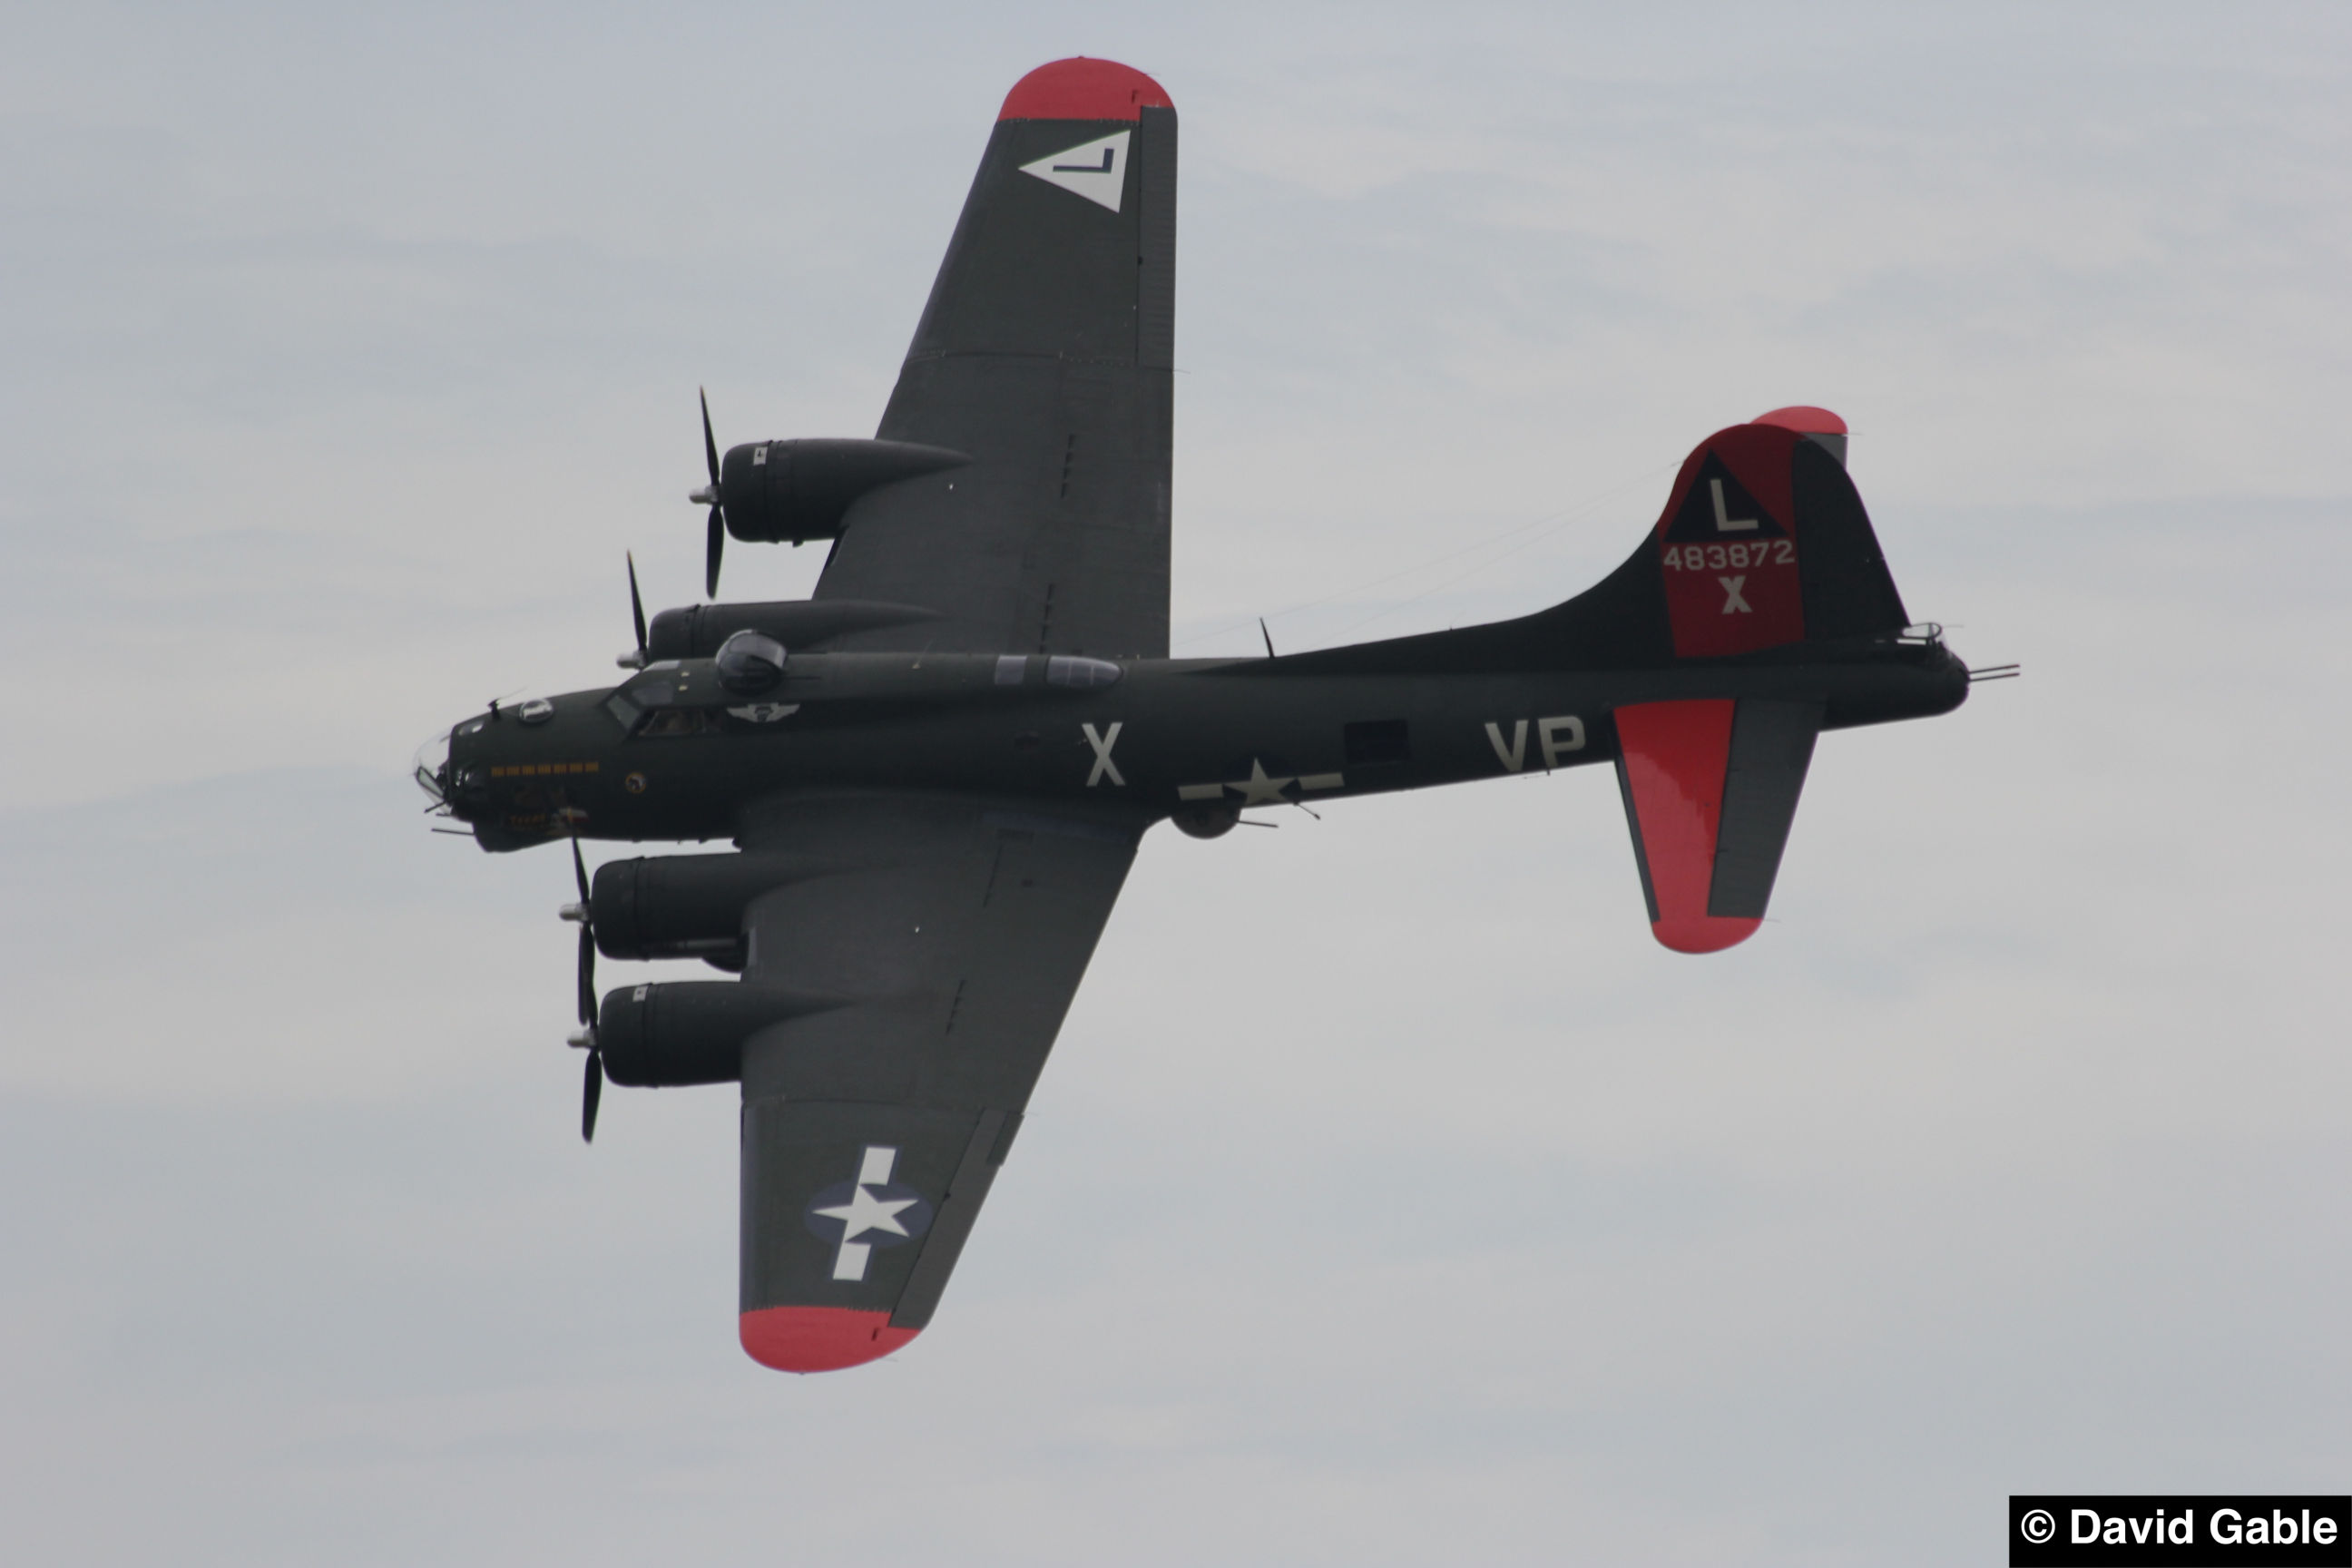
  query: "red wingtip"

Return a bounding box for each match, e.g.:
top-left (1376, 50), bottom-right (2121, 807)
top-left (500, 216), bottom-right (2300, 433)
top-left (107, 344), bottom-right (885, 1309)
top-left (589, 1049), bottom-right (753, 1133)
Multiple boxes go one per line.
top-left (1751, 406), bottom-right (1847, 436)
top-left (740, 1307), bottom-right (919, 1373)
top-left (1651, 916), bottom-right (1763, 955)
top-left (998, 57), bottom-right (1173, 122)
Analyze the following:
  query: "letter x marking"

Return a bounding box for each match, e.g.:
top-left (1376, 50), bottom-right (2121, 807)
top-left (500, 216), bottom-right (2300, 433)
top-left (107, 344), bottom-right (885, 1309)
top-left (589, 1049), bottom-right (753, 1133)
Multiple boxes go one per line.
top-left (1083, 721), bottom-right (1125, 787)
top-left (1718, 574), bottom-right (1752, 613)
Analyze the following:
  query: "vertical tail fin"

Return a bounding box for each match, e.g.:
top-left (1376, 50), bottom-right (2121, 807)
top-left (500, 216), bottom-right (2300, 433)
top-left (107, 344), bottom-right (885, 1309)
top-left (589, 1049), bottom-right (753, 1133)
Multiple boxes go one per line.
top-left (1255, 407), bottom-right (1936, 953)
top-left (1259, 407), bottom-right (1910, 677)
top-left (1651, 407), bottom-right (1906, 659)
top-left (1610, 407), bottom-right (1895, 952)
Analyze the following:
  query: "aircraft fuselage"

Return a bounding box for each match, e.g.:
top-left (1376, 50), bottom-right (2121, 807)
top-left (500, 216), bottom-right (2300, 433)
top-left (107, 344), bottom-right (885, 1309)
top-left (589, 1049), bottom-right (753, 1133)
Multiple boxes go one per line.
top-left (439, 636), bottom-right (1965, 849)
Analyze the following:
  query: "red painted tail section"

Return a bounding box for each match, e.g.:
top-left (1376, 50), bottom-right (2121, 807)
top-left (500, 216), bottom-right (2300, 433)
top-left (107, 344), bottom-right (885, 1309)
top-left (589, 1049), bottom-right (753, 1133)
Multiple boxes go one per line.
top-left (1613, 701), bottom-right (1759, 954)
top-left (1614, 695), bottom-right (1827, 955)
top-left (1602, 407), bottom-right (1887, 952)
top-left (1651, 423), bottom-right (1808, 660)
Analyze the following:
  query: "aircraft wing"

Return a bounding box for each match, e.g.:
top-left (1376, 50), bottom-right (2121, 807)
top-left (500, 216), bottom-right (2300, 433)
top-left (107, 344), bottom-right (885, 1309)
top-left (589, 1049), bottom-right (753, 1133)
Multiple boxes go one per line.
top-left (812, 58), bottom-right (1177, 660)
top-left (729, 790), bottom-right (1145, 1370)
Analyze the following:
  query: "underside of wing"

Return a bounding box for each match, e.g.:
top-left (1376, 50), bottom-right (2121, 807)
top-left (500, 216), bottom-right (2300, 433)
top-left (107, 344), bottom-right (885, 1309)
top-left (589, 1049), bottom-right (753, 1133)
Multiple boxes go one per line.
top-left (814, 58), bottom-right (1177, 659)
top-left (728, 790), bottom-right (1144, 1370)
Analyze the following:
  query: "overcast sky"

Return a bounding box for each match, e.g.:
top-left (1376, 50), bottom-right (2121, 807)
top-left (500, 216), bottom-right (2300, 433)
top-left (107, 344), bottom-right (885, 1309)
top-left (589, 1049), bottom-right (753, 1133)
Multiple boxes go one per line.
top-left (4, 4), bottom-right (2349, 1563)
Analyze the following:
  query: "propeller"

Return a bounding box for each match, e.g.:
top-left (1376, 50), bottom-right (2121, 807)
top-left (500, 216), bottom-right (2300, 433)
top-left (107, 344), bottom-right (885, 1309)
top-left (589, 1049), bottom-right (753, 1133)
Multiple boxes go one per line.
top-left (696, 387), bottom-right (726, 599)
top-left (627, 551), bottom-right (648, 655)
top-left (579, 1027), bottom-right (603, 1143)
top-left (566, 836), bottom-right (604, 1142)
top-left (615, 553), bottom-right (652, 671)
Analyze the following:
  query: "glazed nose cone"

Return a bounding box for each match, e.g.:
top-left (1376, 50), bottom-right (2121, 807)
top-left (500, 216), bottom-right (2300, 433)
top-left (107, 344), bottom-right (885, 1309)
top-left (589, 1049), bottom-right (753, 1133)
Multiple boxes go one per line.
top-left (412, 730), bottom-right (451, 805)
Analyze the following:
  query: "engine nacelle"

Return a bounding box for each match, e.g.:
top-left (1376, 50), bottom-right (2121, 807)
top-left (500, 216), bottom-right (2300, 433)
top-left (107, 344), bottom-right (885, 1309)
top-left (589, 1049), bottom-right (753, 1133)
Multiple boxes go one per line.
top-left (595, 981), bottom-right (832, 1088)
top-left (642, 598), bottom-right (942, 662)
top-left (720, 437), bottom-right (968, 544)
top-left (590, 852), bottom-right (826, 965)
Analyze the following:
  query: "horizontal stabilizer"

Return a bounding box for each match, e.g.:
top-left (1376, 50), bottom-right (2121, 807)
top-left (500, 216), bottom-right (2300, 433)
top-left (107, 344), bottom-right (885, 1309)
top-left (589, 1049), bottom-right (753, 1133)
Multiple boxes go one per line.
top-left (1614, 698), bottom-right (1823, 953)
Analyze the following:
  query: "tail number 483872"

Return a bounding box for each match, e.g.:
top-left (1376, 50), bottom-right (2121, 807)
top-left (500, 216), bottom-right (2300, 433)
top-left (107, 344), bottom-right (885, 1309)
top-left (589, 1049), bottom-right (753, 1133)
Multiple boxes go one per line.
top-left (1664, 540), bottom-right (1793, 572)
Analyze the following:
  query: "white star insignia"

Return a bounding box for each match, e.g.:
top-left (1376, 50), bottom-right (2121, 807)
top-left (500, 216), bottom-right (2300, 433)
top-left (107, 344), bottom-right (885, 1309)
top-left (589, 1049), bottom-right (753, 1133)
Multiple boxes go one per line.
top-left (1230, 759), bottom-right (1295, 806)
top-left (813, 1183), bottom-right (917, 1243)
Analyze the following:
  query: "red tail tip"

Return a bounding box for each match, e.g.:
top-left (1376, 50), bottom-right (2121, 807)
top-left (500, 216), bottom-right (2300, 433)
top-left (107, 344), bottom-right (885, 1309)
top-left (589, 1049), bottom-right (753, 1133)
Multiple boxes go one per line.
top-left (740, 1307), bottom-right (919, 1373)
top-left (1651, 916), bottom-right (1762, 955)
top-left (1751, 406), bottom-right (1847, 436)
top-left (999, 57), bottom-right (1173, 121)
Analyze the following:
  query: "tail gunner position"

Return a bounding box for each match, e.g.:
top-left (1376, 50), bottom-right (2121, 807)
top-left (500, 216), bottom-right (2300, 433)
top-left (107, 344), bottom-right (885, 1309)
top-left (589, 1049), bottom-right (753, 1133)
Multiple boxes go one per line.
top-left (416, 59), bottom-right (1987, 1374)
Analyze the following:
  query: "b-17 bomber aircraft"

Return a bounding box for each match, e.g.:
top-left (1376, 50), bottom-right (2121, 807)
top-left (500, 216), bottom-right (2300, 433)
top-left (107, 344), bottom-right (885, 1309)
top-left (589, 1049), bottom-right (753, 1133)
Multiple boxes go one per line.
top-left (416, 57), bottom-right (1991, 1373)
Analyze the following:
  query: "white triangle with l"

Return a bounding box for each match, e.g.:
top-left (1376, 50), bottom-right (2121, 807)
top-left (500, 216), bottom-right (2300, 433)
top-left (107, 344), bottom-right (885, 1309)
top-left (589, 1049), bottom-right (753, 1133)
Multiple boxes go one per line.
top-left (1018, 131), bottom-right (1130, 213)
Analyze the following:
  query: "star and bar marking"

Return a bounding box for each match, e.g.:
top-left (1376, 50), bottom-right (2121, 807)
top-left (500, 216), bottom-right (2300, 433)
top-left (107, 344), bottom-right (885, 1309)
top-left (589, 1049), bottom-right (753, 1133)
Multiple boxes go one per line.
top-left (1174, 758), bottom-right (1344, 807)
top-left (805, 1146), bottom-right (934, 1283)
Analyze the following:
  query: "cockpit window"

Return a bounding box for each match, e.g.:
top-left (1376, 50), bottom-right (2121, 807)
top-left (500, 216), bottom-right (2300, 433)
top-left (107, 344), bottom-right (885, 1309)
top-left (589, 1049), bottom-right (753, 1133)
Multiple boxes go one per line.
top-left (715, 630), bottom-right (789, 694)
top-left (636, 707), bottom-right (718, 738)
top-left (1045, 655), bottom-right (1122, 690)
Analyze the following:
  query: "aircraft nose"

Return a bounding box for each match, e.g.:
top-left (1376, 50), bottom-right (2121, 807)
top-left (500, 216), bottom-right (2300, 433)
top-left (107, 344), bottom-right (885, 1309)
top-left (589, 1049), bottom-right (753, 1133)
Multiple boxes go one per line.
top-left (420, 715), bottom-right (495, 820)
top-left (413, 730), bottom-right (452, 806)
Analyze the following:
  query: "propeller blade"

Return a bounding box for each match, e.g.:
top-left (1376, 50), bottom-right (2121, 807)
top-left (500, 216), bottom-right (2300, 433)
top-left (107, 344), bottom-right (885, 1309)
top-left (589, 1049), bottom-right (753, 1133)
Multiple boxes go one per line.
top-left (696, 390), bottom-right (724, 597)
top-left (576, 922), bottom-right (597, 1026)
top-left (626, 551), bottom-right (648, 653)
top-left (582, 1046), bottom-right (603, 1142)
top-left (571, 837), bottom-right (597, 1024)
top-left (699, 387), bottom-right (720, 486)
top-left (698, 389), bottom-right (727, 599)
